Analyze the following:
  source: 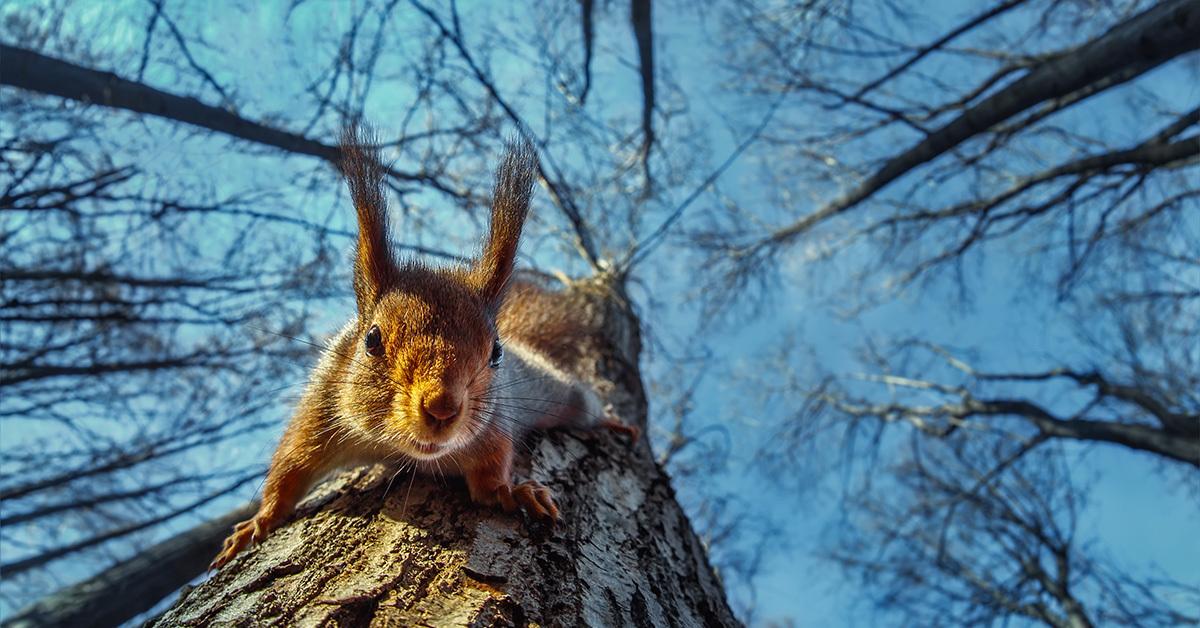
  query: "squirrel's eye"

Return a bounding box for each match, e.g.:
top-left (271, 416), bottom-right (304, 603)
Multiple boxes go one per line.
top-left (365, 325), bottom-right (384, 357)
top-left (489, 339), bottom-right (503, 368)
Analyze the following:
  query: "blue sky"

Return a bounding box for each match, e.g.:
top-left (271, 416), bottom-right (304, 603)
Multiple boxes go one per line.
top-left (633, 1), bottom-right (1199, 623)
top-left (2, 0), bottom-right (1197, 625)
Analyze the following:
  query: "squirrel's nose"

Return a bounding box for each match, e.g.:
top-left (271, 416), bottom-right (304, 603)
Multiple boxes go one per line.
top-left (421, 390), bottom-right (462, 423)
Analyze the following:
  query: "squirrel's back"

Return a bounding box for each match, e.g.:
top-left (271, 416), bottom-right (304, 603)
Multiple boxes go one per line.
top-left (499, 273), bottom-right (604, 379)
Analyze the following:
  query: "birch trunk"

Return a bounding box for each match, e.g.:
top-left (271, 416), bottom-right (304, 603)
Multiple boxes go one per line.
top-left (148, 280), bottom-right (740, 628)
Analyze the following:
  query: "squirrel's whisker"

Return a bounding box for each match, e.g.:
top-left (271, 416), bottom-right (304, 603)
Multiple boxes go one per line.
top-left (211, 125), bottom-right (637, 571)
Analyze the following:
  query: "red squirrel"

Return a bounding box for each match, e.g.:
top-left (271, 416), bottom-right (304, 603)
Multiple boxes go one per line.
top-left (211, 127), bottom-right (638, 570)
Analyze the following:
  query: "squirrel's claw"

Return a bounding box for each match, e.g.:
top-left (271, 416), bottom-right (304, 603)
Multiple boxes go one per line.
top-left (600, 419), bottom-right (640, 443)
top-left (513, 480), bottom-right (559, 523)
top-left (476, 480), bottom-right (559, 523)
top-left (210, 518), bottom-right (264, 572)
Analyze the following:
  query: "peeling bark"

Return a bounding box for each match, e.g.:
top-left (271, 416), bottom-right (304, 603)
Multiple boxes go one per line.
top-left (148, 282), bottom-right (740, 627)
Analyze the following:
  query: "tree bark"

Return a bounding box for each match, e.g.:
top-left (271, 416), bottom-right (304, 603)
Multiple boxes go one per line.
top-left (147, 281), bottom-right (740, 627)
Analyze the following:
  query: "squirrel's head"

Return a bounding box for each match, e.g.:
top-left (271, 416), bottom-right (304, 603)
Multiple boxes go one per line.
top-left (336, 126), bottom-right (536, 460)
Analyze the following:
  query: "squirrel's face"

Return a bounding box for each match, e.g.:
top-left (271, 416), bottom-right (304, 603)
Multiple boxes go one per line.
top-left (336, 130), bottom-right (533, 460)
top-left (343, 269), bottom-right (503, 461)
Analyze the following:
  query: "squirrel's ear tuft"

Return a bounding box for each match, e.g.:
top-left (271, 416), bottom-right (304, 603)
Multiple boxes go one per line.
top-left (474, 138), bottom-right (536, 305)
top-left (339, 123), bottom-right (399, 314)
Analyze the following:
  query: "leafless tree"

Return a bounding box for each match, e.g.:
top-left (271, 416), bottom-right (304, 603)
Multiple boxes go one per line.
top-left (706, 0), bottom-right (1197, 302)
top-left (829, 437), bottom-right (1195, 628)
top-left (9, 0), bottom-right (1186, 625)
top-left (708, 0), bottom-right (1198, 625)
top-left (1, 0), bottom-right (755, 625)
top-left (1, 37), bottom-right (337, 610)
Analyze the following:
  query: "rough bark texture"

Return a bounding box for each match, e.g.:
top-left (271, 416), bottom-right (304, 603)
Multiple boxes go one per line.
top-left (148, 280), bottom-right (740, 628)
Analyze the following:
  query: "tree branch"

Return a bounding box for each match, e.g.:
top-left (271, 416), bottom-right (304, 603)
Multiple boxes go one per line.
top-left (0, 474), bottom-right (258, 576)
top-left (2, 503), bottom-right (258, 628)
top-left (738, 0), bottom-right (1199, 261)
top-left (850, 0), bottom-right (1031, 101)
top-left (0, 44), bottom-right (465, 199)
top-left (408, 0), bottom-right (604, 270)
top-left (957, 397), bottom-right (1198, 467)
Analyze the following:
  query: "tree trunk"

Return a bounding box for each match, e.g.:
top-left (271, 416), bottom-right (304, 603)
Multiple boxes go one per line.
top-left (148, 281), bottom-right (740, 627)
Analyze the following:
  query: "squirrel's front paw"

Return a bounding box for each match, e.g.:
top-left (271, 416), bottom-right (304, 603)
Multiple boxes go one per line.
top-left (474, 481), bottom-right (559, 523)
top-left (600, 418), bottom-right (640, 443)
top-left (210, 517), bottom-right (270, 571)
top-left (512, 481), bottom-right (559, 522)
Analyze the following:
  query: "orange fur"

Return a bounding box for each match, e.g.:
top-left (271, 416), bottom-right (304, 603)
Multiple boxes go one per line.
top-left (211, 129), bottom-right (635, 571)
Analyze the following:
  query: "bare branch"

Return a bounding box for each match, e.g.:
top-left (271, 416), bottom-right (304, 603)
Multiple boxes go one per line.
top-left (408, 0), bottom-right (604, 270)
top-left (0, 44), bottom-right (466, 200)
top-left (0, 474), bottom-right (259, 576)
top-left (849, 0), bottom-right (1031, 101)
top-left (3, 503), bottom-right (259, 628)
top-left (736, 0), bottom-right (1199, 264)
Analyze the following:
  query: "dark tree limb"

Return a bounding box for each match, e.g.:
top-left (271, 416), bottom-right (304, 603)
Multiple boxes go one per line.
top-left (741, 0), bottom-right (1200, 258)
top-left (578, 0), bottom-right (595, 104)
top-left (0, 44), bottom-right (465, 199)
top-left (0, 44), bottom-right (336, 159)
top-left (0, 475), bottom-right (259, 576)
top-left (871, 133), bottom-right (1200, 229)
top-left (631, 0), bottom-right (655, 164)
top-left (1, 503), bottom-right (258, 628)
top-left (954, 397), bottom-right (1198, 467)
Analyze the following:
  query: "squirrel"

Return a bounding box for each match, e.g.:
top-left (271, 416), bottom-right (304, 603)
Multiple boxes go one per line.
top-left (211, 126), bottom-right (639, 571)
